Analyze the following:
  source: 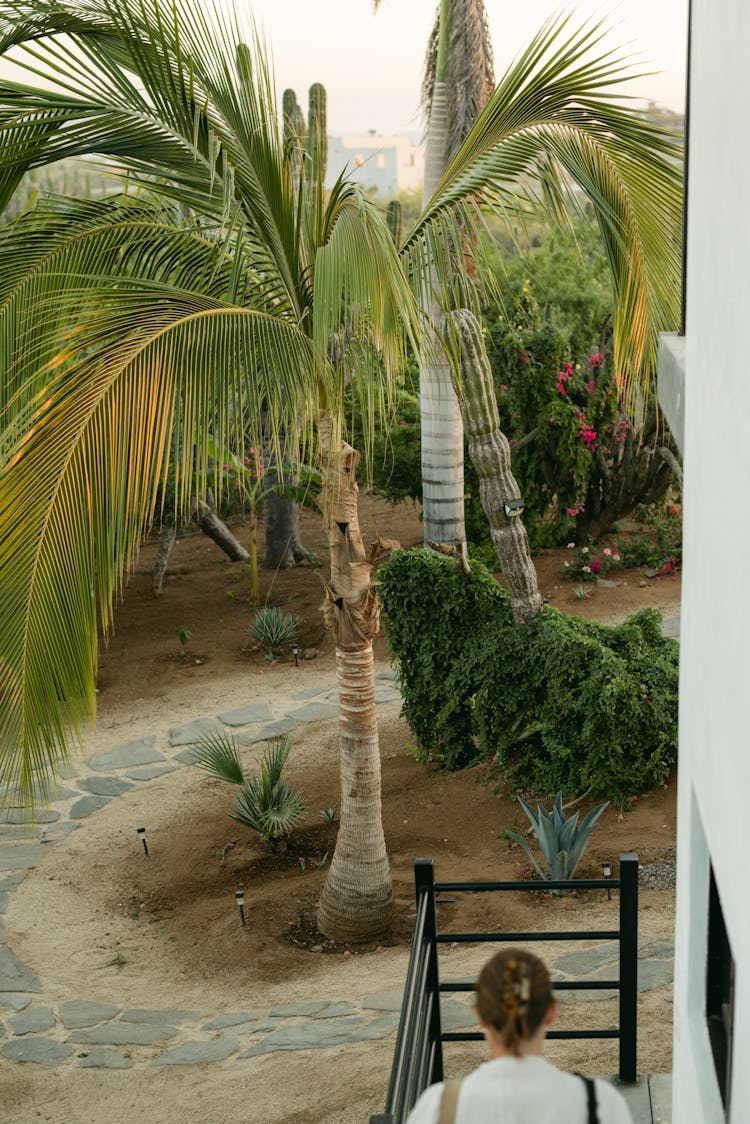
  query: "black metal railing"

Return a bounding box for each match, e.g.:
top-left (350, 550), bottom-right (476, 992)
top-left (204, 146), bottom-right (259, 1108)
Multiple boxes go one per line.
top-left (369, 852), bottom-right (638, 1124)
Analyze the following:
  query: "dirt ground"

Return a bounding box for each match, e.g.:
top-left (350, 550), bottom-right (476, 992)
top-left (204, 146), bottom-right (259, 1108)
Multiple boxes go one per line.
top-left (1, 496), bottom-right (682, 1123)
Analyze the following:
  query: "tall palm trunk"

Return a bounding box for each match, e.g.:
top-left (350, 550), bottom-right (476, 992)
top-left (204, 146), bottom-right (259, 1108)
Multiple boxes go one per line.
top-left (420, 0), bottom-right (466, 548)
top-left (456, 310), bottom-right (542, 623)
top-left (316, 410), bottom-right (393, 941)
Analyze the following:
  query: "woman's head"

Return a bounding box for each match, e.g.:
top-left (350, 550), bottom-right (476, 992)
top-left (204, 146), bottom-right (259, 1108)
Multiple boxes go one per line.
top-left (475, 949), bottom-right (554, 1056)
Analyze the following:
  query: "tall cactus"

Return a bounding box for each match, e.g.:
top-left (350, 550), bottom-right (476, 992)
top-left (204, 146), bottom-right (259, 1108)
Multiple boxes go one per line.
top-left (386, 199), bottom-right (402, 248)
top-left (306, 82), bottom-right (328, 191)
top-left (453, 309), bottom-right (543, 624)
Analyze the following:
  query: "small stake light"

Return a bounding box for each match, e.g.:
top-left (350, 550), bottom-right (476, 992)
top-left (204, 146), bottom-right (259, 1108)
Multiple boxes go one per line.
top-left (602, 861), bottom-right (612, 901)
top-left (292, 644), bottom-right (299, 668)
top-left (137, 827), bottom-right (149, 857)
top-left (235, 889), bottom-right (246, 926)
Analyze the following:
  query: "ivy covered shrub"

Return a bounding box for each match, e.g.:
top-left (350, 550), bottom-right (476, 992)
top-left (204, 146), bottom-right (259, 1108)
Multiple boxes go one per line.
top-left (378, 550), bottom-right (679, 802)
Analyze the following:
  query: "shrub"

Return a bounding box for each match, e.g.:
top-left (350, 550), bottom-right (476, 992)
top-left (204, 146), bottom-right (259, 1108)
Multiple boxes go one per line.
top-left (378, 550), bottom-right (678, 802)
top-left (506, 793), bottom-right (609, 890)
top-left (249, 606), bottom-right (300, 659)
top-left (192, 733), bottom-right (305, 848)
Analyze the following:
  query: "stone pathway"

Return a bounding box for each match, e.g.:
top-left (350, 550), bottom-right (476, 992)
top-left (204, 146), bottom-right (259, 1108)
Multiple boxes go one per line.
top-left (0, 627), bottom-right (679, 1075)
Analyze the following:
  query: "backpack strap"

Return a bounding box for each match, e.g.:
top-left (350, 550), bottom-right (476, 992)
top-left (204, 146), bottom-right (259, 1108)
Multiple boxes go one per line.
top-left (577, 1074), bottom-right (599, 1124)
top-left (437, 1079), bottom-right (462, 1124)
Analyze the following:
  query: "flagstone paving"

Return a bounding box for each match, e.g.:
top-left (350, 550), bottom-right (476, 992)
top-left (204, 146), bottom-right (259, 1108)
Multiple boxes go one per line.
top-left (0, 648), bottom-right (678, 1078)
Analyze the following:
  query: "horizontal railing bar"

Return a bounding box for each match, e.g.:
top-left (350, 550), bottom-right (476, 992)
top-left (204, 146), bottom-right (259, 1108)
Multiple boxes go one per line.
top-left (439, 980), bottom-right (620, 993)
top-left (436, 930), bottom-right (620, 944)
top-left (442, 1030), bottom-right (620, 1042)
top-left (433, 879), bottom-right (620, 892)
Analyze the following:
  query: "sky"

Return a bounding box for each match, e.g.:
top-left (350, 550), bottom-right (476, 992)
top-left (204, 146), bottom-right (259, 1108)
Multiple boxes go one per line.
top-left (249, 0), bottom-right (689, 137)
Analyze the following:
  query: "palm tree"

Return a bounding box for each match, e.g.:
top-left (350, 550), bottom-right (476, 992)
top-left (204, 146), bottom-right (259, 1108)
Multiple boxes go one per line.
top-left (0, 0), bottom-right (681, 936)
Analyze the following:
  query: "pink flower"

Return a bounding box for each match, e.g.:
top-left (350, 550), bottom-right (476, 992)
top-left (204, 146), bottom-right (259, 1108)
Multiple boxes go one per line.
top-left (591, 560), bottom-right (601, 573)
top-left (585, 379), bottom-right (596, 393)
top-left (603, 548), bottom-right (612, 557)
top-left (582, 565), bottom-right (591, 574)
top-left (589, 352), bottom-right (603, 368)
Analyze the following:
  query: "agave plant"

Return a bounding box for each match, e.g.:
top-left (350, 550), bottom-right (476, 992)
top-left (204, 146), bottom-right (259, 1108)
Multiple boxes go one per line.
top-left (192, 732), bottom-right (305, 850)
top-left (249, 607), bottom-right (301, 660)
top-left (507, 793), bottom-right (609, 890)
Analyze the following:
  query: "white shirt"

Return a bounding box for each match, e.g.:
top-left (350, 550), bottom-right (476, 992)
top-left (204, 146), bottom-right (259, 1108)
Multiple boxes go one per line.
top-left (405, 1055), bottom-right (633, 1124)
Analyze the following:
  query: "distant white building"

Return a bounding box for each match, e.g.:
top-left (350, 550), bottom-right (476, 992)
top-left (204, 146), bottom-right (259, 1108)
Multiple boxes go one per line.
top-left (326, 133), bottom-right (424, 196)
top-left (658, 1), bottom-right (749, 1120)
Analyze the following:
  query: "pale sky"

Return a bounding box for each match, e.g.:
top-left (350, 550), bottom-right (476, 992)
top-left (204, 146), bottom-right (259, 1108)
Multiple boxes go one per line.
top-left (251, 1), bottom-right (689, 137)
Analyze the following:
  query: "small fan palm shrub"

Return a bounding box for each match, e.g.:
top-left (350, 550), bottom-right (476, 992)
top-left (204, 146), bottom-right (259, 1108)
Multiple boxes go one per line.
top-left (506, 793), bottom-right (609, 892)
top-left (249, 607), bottom-right (301, 660)
top-left (192, 733), bottom-right (304, 850)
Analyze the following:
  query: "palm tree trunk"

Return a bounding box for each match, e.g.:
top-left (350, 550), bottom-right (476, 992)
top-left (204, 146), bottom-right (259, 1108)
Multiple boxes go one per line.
top-left (456, 310), bottom-right (543, 623)
top-left (316, 410), bottom-right (393, 941)
top-left (419, 0), bottom-right (467, 549)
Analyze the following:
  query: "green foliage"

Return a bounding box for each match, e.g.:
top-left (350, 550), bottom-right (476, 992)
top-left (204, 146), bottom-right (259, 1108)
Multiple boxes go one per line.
top-left (319, 807), bottom-right (337, 823)
top-left (174, 626), bottom-right (192, 646)
top-left (249, 606), bottom-right (301, 659)
top-left (193, 733), bottom-right (305, 848)
top-left (506, 793), bottom-right (609, 889)
top-left (378, 550), bottom-right (679, 801)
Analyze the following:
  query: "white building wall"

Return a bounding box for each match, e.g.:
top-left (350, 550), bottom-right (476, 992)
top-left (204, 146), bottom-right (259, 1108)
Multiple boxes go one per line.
top-left (672, 1), bottom-right (750, 1119)
top-left (326, 134), bottom-right (424, 195)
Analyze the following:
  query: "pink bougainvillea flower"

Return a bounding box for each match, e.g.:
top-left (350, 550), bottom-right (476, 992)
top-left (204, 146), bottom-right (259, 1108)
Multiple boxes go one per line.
top-left (589, 352), bottom-right (603, 368)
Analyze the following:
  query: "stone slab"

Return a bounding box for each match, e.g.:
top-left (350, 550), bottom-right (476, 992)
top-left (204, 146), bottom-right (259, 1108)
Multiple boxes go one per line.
top-left (286, 702), bottom-right (339, 724)
top-left (639, 938), bottom-right (675, 960)
top-left (220, 1019), bottom-right (278, 1036)
top-left (87, 737), bottom-right (164, 771)
top-left (0, 873), bottom-right (28, 893)
top-left (661, 617), bottom-right (680, 640)
top-left (59, 1000), bottom-right (121, 1029)
top-left (441, 1001), bottom-right (476, 1030)
top-left (201, 1011), bottom-right (266, 1031)
top-left (375, 670), bottom-right (399, 681)
top-left (120, 1008), bottom-right (202, 1024)
top-left (374, 687), bottom-right (402, 703)
top-left (38, 822), bottom-right (79, 843)
top-left (0, 1037), bottom-right (74, 1065)
top-left (173, 747), bottom-right (201, 765)
top-left (554, 944), bottom-right (619, 976)
top-left (67, 1023), bottom-right (178, 1046)
top-left (291, 687), bottom-right (330, 701)
top-left (78, 776), bottom-right (134, 798)
top-left (0, 947), bottom-right (41, 993)
top-left (361, 989), bottom-right (403, 1012)
top-left (351, 1013), bottom-right (401, 1041)
top-left (0, 993), bottom-right (33, 1012)
top-left (236, 717), bottom-right (299, 745)
top-left (168, 718), bottom-right (225, 747)
top-left (10, 1006), bottom-right (55, 1035)
top-left (0, 845), bottom-right (49, 871)
top-left (616, 1076), bottom-right (653, 1122)
top-left (76, 1047), bottom-right (134, 1069)
top-left (239, 1017), bottom-right (364, 1057)
top-left (0, 809), bottom-right (60, 825)
top-left (649, 1073), bottom-right (673, 1123)
top-left (125, 765), bottom-right (178, 782)
top-left (151, 1039), bottom-right (240, 1065)
top-left (69, 795), bottom-right (111, 819)
top-left (269, 1001), bottom-right (330, 1018)
top-left (6, 783), bottom-right (78, 803)
top-left (313, 1002), bottom-right (357, 1020)
top-left (638, 959), bottom-right (673, 991)
top-left (218, 703), bottom-right (274, 726)
top-left (0, 892), bottom-right (8, 915)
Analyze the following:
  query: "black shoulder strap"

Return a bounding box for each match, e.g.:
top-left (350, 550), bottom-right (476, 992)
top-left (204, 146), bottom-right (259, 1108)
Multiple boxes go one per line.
top-left (576, 1074), bottom-right (599, 1124)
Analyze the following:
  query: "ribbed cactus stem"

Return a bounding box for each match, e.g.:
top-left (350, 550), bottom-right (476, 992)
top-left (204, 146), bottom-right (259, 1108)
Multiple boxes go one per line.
top-left (307, 82), bottom-right (328, 190)
top-left (386, 200), bottom-right (402, 247)
top-left (453, 309), bottom-right (543, 625)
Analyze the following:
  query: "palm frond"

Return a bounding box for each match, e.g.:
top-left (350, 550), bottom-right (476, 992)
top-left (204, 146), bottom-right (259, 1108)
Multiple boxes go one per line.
top-left (191, 732), bottom-right (245, 785)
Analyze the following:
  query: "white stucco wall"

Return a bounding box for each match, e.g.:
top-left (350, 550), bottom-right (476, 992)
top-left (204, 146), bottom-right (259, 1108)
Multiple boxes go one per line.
top-left (326, 134), bottom-right (424, 195)
top-left (672, 1), bottom-right (750, 1119)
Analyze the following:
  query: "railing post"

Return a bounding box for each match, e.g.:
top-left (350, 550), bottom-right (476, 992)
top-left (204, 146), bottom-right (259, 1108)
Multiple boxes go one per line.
top-left (415, 858), bottom-right (443, 1083)
top-left (618, 852), bottom-right (638, 1083)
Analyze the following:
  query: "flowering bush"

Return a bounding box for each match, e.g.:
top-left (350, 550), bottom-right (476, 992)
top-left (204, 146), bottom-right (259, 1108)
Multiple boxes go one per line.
top-left (561, 500), bottom-right (681, 582)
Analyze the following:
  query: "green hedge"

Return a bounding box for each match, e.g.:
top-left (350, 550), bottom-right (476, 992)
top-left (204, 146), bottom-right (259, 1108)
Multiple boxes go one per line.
top-left (378, 550), bottom-right (678, 802)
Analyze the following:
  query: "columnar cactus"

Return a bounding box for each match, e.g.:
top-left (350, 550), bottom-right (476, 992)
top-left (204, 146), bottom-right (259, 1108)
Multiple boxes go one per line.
top-left (386, 199), bottom-right (402, 248)
top-left (306, 82), bottom-right (328, 190)
top-left (453, 308), bottom-right (543, 624)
